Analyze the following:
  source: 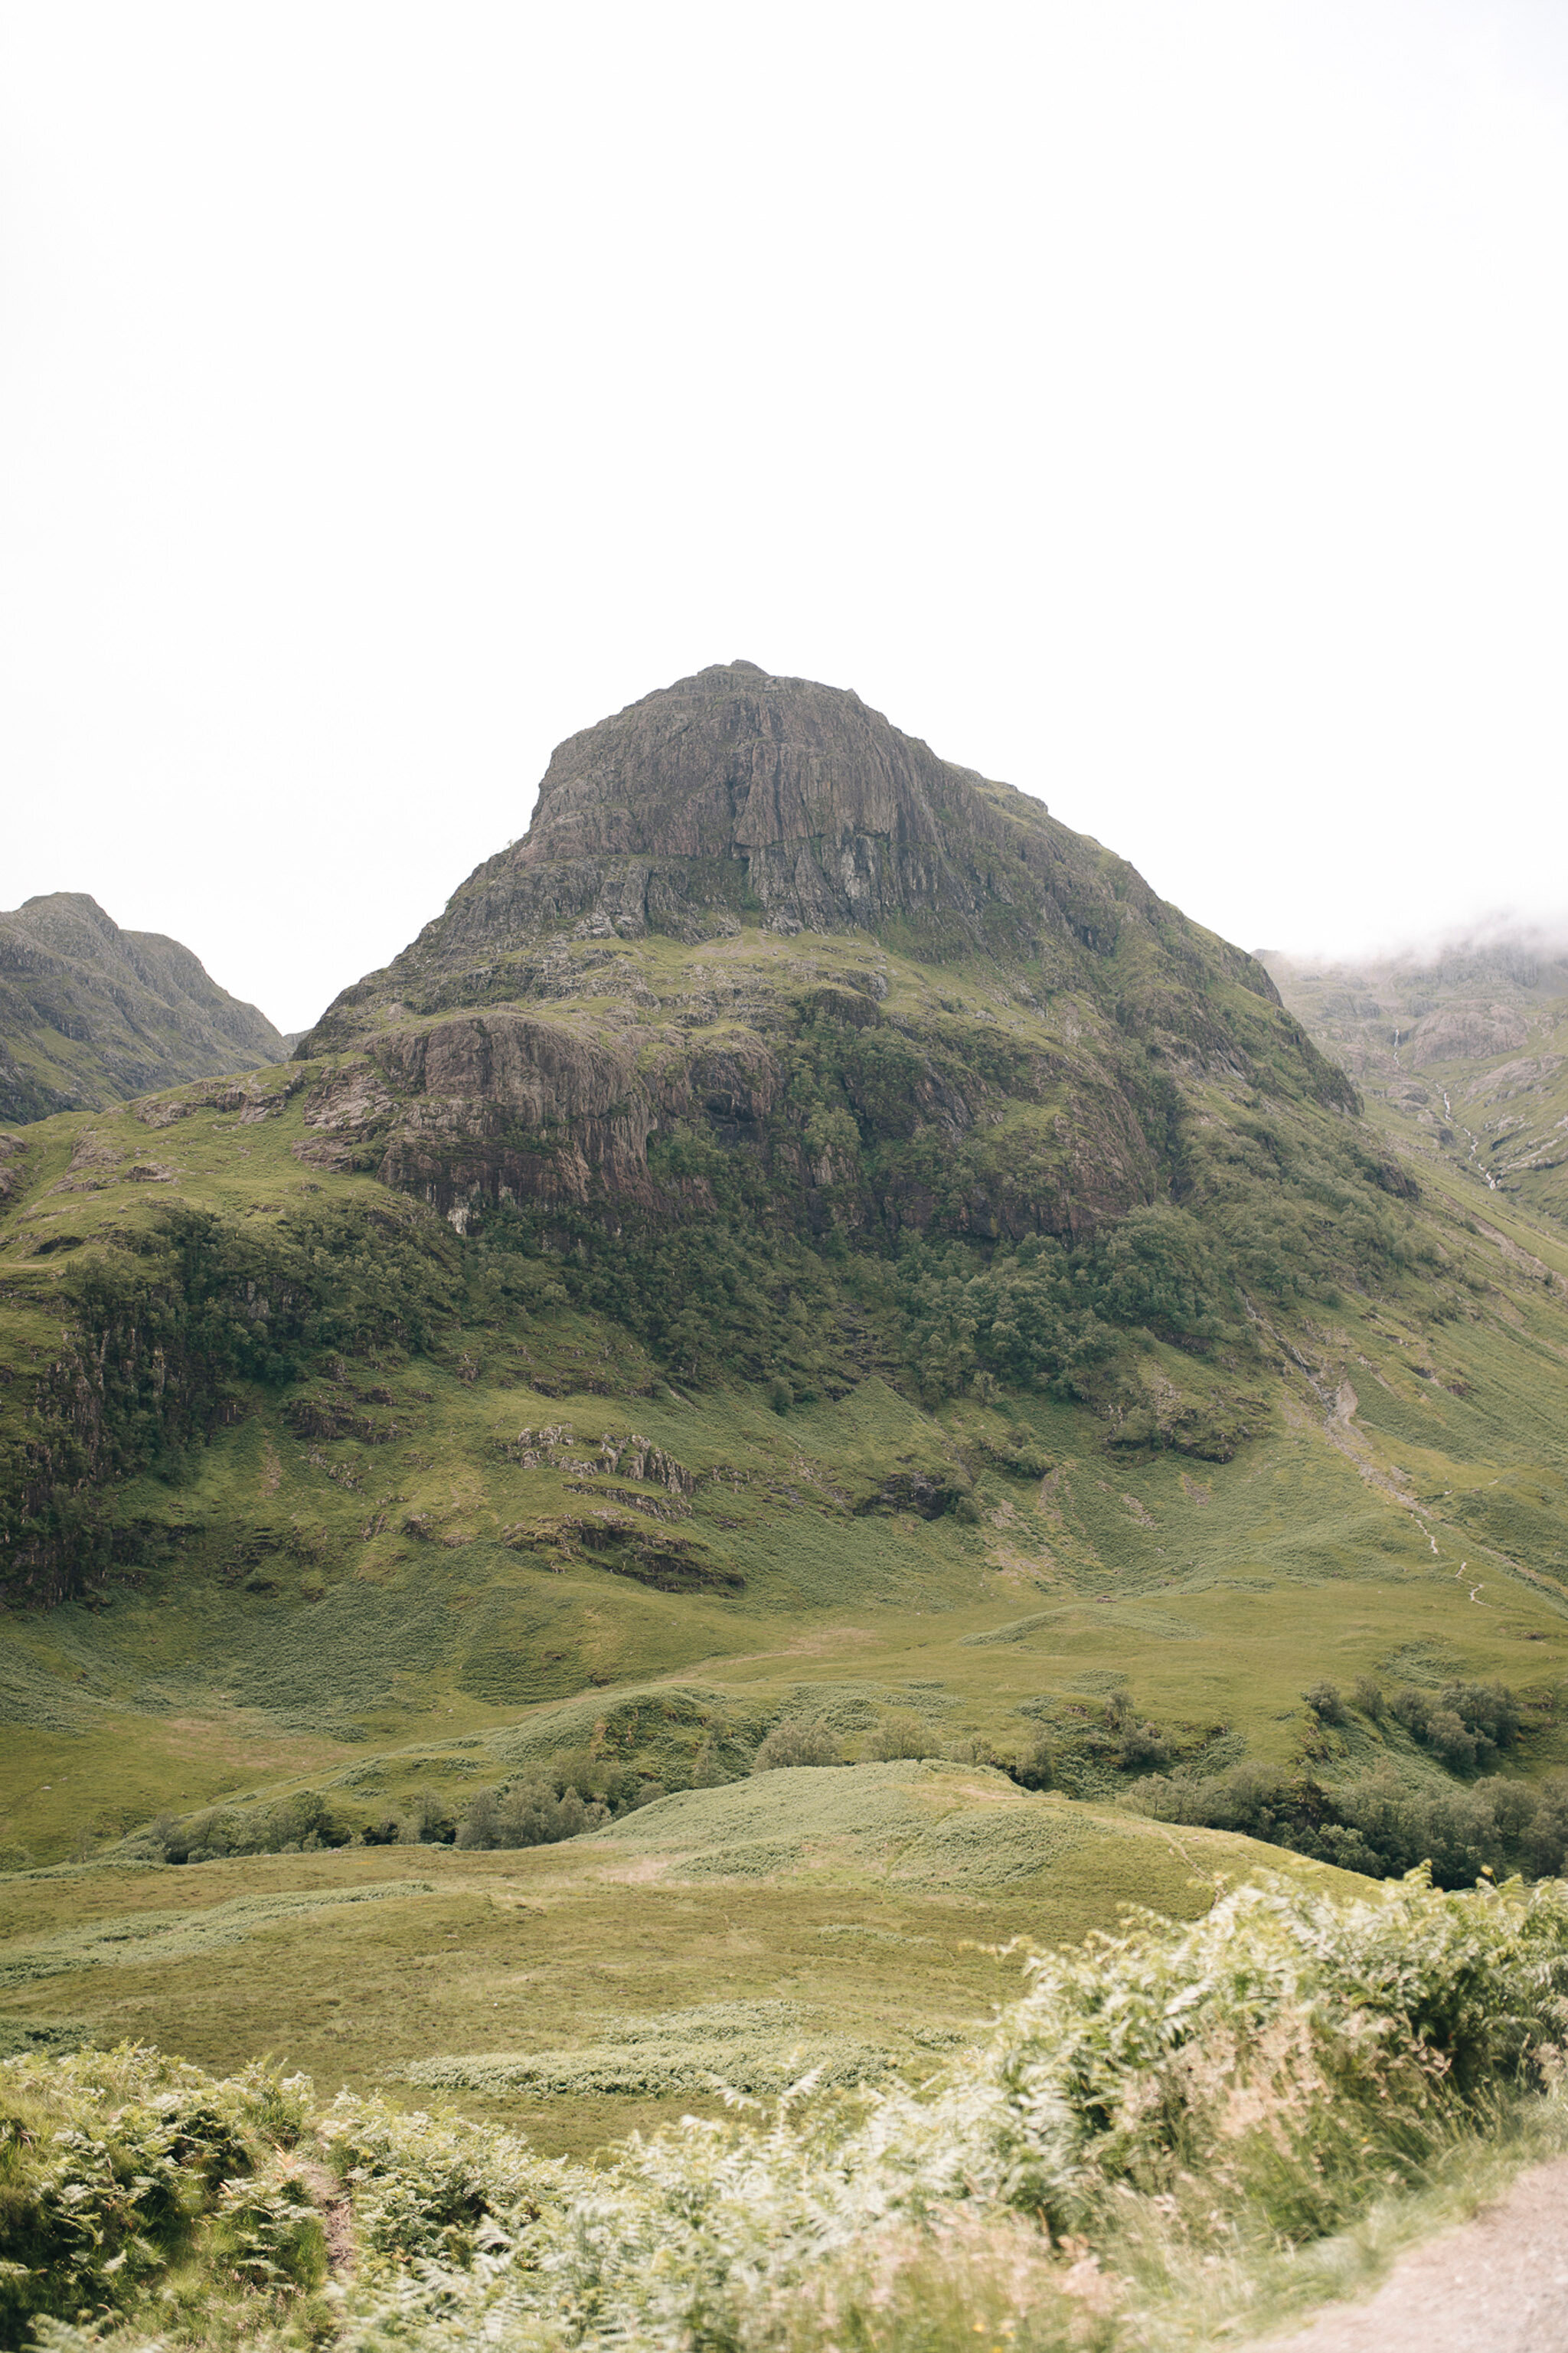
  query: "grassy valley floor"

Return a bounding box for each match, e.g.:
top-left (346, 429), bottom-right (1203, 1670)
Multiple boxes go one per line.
top-left (0, 1764), bottom-right (1363, 2157)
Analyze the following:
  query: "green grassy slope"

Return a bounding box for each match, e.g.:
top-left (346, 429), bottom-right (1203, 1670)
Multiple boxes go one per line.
top-left (3, 987), bottom-right (1568, 1881)
top-left (0, 1763), bottom-right (1362, 2157)
top-left (5, 1024), bottom-right (1566, 2142)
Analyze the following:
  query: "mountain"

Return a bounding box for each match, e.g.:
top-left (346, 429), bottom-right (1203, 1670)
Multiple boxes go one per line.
top-left (295, 659), bottom-right (1358, 1247)
top-left (1263, 932), bottom-right (1568, 1231)
top-left (0, 893), bottom-right (286, 1125)
top-left (2, 661), bottom-right (1568, 1936)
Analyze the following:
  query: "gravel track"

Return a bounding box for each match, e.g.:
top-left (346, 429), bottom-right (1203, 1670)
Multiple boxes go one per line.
top-left (1246, 2157), bottom-right (1568, 2351)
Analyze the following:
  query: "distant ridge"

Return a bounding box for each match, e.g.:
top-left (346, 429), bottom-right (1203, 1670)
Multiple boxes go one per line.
top-left (0, 892), bottom-right (286, 1125)
top-left (1264, 928), bottom-right (1568, 1231)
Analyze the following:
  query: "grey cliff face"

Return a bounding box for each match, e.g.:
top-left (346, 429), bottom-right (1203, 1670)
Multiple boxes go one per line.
top-left (485, 658), bottom-right (1032, 943)
top-left (441, 656), bottom-right (1157, 954)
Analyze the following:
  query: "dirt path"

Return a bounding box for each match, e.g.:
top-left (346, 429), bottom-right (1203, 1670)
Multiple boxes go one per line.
top-left (1246, 2157), bottom-right (1568, 2351)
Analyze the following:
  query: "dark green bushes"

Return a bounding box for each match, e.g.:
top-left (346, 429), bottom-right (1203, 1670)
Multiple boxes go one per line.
top-left (1390, 1679), bottom-right (1523, 1770)
top-left (1304, 1680), bottom-right (1348, 1723)
top-left (1129, 1756), bottom-right (1568, 1889)
top-left (1124, 1675), bottom-right (1550, 1888)
top-left (1008, 1688), bottom-right (1188, 1788)
top-left (751, 1717), bottom-right (843, 1770)
top-left (475, 1184), bottom-right (867, 1395)
top-left (453, 1753), bottom-right (688, 1849)
top-left (455, 1779), bottom-right (609, 1849)
top-left (892, 1234), bottom-right (1118, 1404)
top-left (150, 1789), bottom-right (352, 1864)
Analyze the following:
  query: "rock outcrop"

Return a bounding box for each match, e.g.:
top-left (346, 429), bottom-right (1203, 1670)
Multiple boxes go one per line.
top-left (0, 894), bottom-right (286, 1125)
top-left (1408, 1002), bottom-right (1530, 1067)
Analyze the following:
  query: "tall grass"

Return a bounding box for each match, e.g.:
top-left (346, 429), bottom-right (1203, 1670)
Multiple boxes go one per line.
top-left (6, 1868), bottom-right (1568, 2351)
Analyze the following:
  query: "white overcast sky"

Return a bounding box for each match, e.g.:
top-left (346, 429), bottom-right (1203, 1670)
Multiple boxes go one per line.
top-left (3, 1), bottom-right (1567, 1031)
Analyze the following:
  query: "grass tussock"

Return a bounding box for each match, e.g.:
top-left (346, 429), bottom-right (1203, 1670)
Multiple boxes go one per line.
top-left (5, 1868), bottom-right (1568, 2351)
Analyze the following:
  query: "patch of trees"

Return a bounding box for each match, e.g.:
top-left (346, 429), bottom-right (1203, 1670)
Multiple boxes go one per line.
top-left (141, 1756), bottom-right (684, 1864)
top-left (1006, 1688), bottom-right (1207, 1792)
top-left (452, 1780), bottom-right (612, 1849)
top-left (149, 1789), bottom-right (354, 1864)
top-left (1129, 1758), bottom-right (1568, 1890)
top-left (393, 1764), bottom-right (681, 1851)
top-left (1306, 1675), bottom-right (1524, 1770)
top-left (2, 1197), bottom-right (467, 1598)
top-left (747, 1709), bottom-right (952, 1769)
top-left (892, 1213), bottom-right (1229, 1408)
top-left (1129, 1678), bottom-right (1560, 1889)
top-left (750, 1717), bottom-right (842, 1770)
top-left (477, 1163), bottom-right (871, 1400)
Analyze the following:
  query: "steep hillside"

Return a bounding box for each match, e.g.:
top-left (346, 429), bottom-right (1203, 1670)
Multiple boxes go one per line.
top-left (2, 663), bottom-right (1568, 1931)
top-left (1265, 934), bottom-right (1568, 1230)
top-left (0, 892), bottom-right (284, 1125)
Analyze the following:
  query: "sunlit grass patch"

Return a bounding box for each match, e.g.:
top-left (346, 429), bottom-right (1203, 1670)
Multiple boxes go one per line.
top-left (398, 1998), bottom-right (890, 2097)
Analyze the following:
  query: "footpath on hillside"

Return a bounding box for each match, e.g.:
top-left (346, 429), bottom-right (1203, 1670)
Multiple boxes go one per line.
top-left (1247, 2156), bottom-right (1568, 2351)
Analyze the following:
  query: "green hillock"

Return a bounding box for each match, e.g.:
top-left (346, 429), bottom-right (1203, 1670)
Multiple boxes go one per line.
top-left (0, 1760), bottom-right (1363, 2156)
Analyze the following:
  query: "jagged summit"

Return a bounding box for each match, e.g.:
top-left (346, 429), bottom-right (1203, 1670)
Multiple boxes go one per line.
top-left (283, 662), bottom-right (1359, 1249)
top-left (302, 662), bottom-right (1284, 1054)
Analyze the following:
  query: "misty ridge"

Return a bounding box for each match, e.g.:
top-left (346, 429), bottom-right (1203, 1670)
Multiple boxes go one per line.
top-left (1264, 919), bottom-right (1568, 998)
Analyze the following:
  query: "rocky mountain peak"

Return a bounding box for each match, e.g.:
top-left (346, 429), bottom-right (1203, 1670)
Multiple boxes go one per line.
top-left (299, 662), bottom-right (1303, 1067)
top-left (355, 662), bottom-right (1135, 999)
top-left (488, 659), bottom-right (1044, 943)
